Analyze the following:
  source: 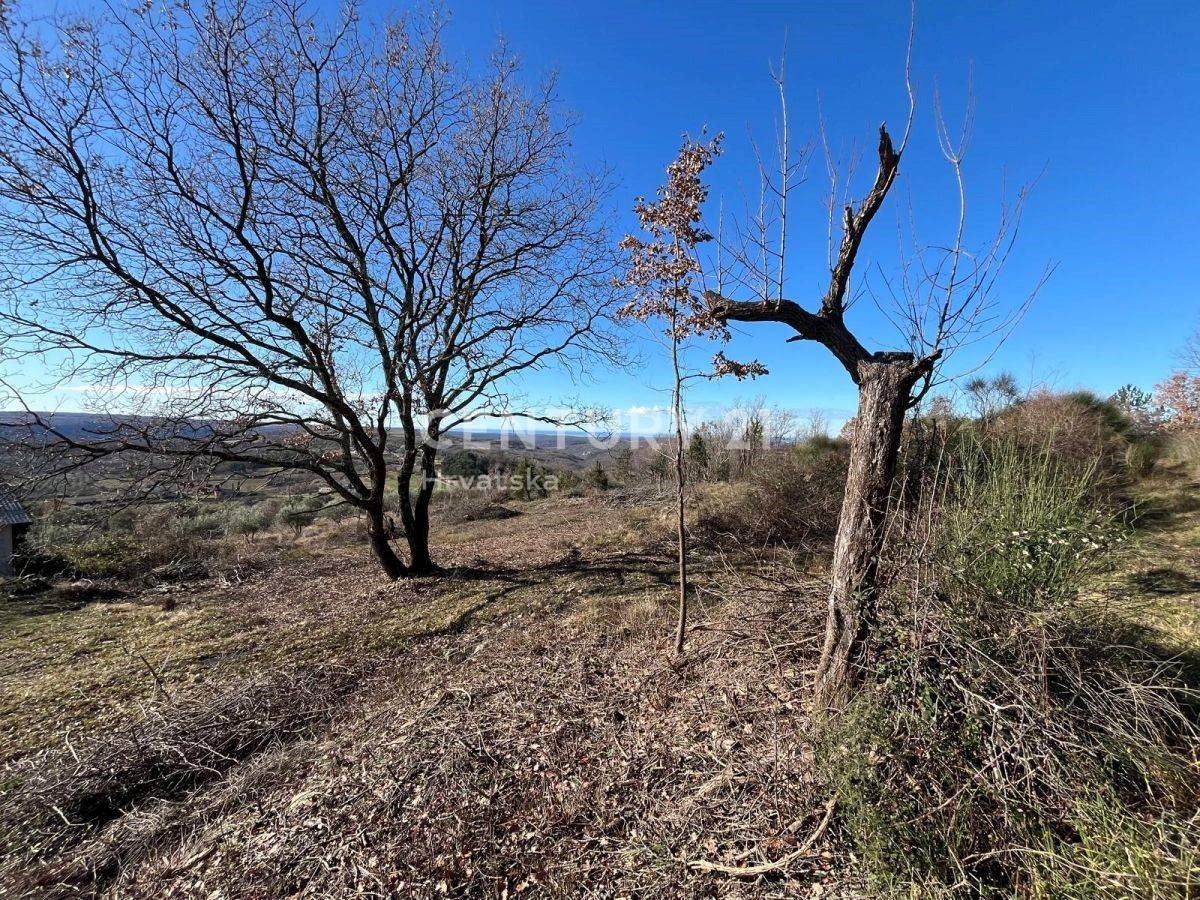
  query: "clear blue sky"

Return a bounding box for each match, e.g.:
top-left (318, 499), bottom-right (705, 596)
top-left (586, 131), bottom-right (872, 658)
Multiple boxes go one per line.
top-left (419, 0), bottom-right (1200, 427)
top-left (11, 1), bottom-right (1200, 431)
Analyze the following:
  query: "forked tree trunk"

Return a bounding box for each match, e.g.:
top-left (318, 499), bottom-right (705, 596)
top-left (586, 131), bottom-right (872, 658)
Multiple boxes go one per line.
top-left (396, 443), bottom-right (438, 577)
top-left (812, 352), bottom-right (919, 712)
top-left (366, 497), bottom-right (407, 580)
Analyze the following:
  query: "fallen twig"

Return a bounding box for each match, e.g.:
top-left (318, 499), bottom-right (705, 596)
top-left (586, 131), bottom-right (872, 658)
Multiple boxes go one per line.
top-left (687, 795), bottom-right (836, 877)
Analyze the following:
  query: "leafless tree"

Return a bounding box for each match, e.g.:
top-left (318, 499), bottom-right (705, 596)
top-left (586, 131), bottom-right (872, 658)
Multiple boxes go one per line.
top-left (636, 26), bottom-right (1046, 709)
top-left (0, 0), bottom-right (616, 578)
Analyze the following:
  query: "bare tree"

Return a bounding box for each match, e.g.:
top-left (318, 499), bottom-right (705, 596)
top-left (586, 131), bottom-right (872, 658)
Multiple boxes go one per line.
top-left (633, 29), bottom-right (1044, 709)
top-left (0, 0), bottom-right (615, 578)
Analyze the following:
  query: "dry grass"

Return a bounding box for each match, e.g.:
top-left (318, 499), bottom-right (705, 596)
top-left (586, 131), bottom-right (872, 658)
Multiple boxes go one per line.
top-left (2, 496), bottom-right (854, 897)
top-left (1, 664), bottom-right (364, 896)
top-left (5, 468), bottom-right (1200, 898)
top-left (0, 498), bottom-right (641, 765)
top-left (1, 495), bottom-right (849, 898)
top-left (53, 576), bottom-right (836, 898)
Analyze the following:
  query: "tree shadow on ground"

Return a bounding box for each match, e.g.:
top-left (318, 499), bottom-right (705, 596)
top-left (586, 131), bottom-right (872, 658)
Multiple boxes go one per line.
top-left (0, 582), bottom-right (132, 629)
top-left (1125, 487), bottom-right (1200, 532)
top-left (1125, 566), bottom-right (1200, 597)
top-left (441, 547), bottom-right (676, 589)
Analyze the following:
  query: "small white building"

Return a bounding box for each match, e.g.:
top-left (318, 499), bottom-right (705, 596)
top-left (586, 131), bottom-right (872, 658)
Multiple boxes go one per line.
top-left (0, 495), bottom-right (31, 577)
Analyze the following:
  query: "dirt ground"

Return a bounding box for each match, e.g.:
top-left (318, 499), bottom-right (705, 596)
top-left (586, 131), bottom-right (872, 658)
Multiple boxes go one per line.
top-left (3, 477), bottom-right (1198, 898)
top-left (1, 495), bottom-right (847, 898)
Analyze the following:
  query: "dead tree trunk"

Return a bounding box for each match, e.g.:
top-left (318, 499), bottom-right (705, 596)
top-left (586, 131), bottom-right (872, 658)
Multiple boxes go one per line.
top-left (812, 353), bottom-right (921, 710)
top-left (708, 126), bottom-right (940, 712)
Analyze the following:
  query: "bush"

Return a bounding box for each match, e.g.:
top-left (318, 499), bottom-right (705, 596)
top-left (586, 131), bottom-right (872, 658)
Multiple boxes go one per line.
top-left (20, 495), bottom-right (330, 584)
top-left (441, 449), bottom-right (491, 479)
top-left (993, 390), bottom-right (1131, 467)
top-left (936, 439), bottom-right (1114, 608)
top-left (821, 437), bottom-right (1200, 896)
top-left (225, 501), bottom-right (277, 539)
top-left (555, 468), bottom-right (581, 494)
top-left (585, 461), bottom-right (609, 491)
top-left (54, 533), bottom-right (147, 579)
top-left (279, 503), bottom-right (317, 536)
top-left (508, 458), bottom-right (549, 500)
top-left (431, 486), bottom-right (515, 525)
top-left (24, 503), bottom-right (222, 580)
top-left (1125, 435), bottom-right (1164, 478)
top-left (1166, 431), bottom-right (1200, 478)
top-left (697, 439), bottom-right (848, 550)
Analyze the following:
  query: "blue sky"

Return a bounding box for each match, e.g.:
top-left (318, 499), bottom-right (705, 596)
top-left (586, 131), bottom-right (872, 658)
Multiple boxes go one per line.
top-left (7, 1), bottom-right (1199, 432)
top-left (423, 0), bottom-right (1200, 428)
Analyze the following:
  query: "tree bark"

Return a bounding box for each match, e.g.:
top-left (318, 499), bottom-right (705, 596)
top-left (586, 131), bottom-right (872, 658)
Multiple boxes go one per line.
top-left (812, 353), bottom-right (919, 712)
top-left (407, 445), bottom-right (438, 575)
top-left (366, 499), bottom-right (407, 580)
top-left (394, 444), bottom-right (438, 576)
top-left (406, 510), bottom-right (435, 575)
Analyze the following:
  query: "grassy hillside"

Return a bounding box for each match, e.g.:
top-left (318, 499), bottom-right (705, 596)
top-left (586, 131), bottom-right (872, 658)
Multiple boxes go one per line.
top-left (1, 451), bottom-right (1198, 897)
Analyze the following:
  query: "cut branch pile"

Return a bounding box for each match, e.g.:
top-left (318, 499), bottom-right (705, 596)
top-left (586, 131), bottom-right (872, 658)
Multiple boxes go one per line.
top-left (1, 664), bottom-right (364, 896)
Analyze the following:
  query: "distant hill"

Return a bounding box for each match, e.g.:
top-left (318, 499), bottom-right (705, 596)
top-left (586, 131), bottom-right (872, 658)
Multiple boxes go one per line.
top-left (0, 412), bottom-right (644, 471)
top-left (0, 411), bottom-right (217, 443)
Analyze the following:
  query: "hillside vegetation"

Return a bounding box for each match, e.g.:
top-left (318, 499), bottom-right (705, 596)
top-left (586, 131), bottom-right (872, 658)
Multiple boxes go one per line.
top-left (2, 392), bottom-right (1199, 898)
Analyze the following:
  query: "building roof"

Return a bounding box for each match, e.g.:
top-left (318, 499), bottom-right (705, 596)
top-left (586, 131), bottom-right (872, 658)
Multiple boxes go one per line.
top-left (0, 494), bottom-right (31, 526)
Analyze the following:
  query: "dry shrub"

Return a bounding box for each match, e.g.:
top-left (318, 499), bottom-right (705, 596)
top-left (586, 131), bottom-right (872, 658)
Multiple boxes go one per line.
top-left (0, 665), bottom-right (361, 896)
top-left (1167, 431), bottom-right (1200, 479)
top-left (993, 390), bottom-right (1132, 466)
top-left (822, 438), bottom-right (1200, 896)
top-left (430, 487), bottom-right (517, 526)
top-left (24, 499), bottom-right (315, 586)
top-left (696, 438), bottom-right (848, 551)
top-left (1125, 434), bottom-right (1165, 478)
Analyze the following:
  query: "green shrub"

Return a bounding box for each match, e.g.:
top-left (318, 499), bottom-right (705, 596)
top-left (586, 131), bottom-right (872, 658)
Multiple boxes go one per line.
top-left (180, 509), bottom-right (231, 539)
top-left (821, 437), bottom-right (1200, 896)
top-left (1124, 435), bottom-right (1163, 478)
top-left (792, 433), bottom-right (844, 463)
top-left (686, 432), bottom-right (709, 480)
top-left (56, 534), bottom-right (146, 579)
top-left (225, 502), bottom-right (276, 539)
top-left (441, 449), bottom-right (491, 479)
top-left (584, 461), bottom-right (609, 491)
top-left (279, 503), bottom-right (317, 536)
top-left (508, 458), bottom-right (548, 500)
top-left (936, 438), bottom-right (1114, 610)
